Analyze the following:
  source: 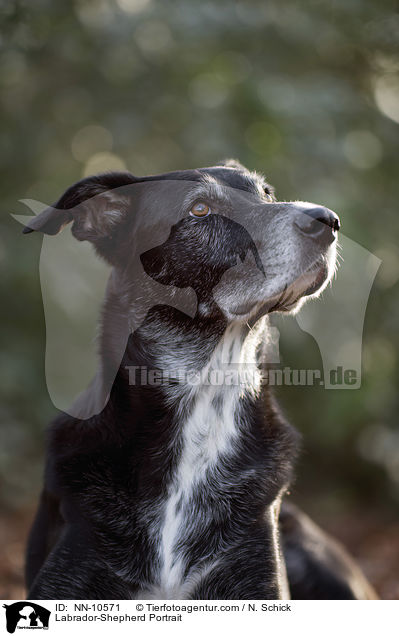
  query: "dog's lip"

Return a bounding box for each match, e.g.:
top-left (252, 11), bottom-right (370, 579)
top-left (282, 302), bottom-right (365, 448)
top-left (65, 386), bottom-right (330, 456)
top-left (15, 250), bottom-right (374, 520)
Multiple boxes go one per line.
top-left (230, 260), bottom-right (329, 317)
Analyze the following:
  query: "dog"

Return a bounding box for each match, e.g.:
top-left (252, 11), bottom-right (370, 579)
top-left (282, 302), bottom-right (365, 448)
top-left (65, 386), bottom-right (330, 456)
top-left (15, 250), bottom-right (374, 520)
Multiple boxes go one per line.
top-left (23, 160), bottom-right (376, 599)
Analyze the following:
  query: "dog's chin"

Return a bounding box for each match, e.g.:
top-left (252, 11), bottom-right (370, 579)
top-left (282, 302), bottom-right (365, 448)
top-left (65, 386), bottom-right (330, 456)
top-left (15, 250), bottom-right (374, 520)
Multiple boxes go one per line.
top-left (227, 259), bottom-right (332, 322)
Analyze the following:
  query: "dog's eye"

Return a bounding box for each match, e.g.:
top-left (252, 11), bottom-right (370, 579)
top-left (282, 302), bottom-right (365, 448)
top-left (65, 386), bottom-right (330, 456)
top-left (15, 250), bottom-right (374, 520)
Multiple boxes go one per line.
top-left (264, 191), bottom-right (273, 202)
top-left (189, 202), bottom-right (211, 217)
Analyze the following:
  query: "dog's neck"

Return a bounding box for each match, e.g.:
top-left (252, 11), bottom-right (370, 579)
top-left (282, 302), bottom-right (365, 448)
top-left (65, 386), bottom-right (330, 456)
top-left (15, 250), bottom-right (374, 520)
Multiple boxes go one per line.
top-left (97, 267), bottom-right (271, 399)
top-left (120, 303), bottom-right (267, 403)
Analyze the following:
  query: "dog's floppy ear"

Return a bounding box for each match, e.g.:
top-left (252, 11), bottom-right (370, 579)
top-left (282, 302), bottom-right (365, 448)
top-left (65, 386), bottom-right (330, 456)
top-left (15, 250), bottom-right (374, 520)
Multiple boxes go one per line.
top-left (22, 172), bottom-right (136, 242)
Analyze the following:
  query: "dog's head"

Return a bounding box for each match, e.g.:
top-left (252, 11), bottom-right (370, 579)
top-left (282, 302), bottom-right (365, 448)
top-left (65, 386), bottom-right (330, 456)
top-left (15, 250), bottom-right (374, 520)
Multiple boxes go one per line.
top-left (24, 160), bottom-right (339, 324)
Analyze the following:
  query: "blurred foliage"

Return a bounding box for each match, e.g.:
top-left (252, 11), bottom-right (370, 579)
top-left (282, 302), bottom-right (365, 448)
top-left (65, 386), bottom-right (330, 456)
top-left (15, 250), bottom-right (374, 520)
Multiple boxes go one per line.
top-left (1, 0), bottom-right (399, 514)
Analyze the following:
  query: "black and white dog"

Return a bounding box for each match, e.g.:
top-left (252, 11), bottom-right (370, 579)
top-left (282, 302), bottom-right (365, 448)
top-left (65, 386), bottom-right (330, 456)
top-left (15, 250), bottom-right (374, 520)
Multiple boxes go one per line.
top-left (23, 160), bottom-right (375, 600)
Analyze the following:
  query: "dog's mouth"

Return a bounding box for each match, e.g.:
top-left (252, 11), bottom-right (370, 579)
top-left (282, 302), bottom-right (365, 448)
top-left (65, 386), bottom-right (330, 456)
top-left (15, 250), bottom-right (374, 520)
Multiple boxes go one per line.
top-left (271, 261), bottom-right (329, 310)
top-left (230, 259), bottom-right (330, 319)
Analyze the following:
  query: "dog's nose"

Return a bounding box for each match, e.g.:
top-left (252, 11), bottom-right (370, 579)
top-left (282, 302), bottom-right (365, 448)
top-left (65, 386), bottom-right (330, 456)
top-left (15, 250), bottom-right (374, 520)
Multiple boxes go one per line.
top-left (294, 206), bottom-right (340, 242)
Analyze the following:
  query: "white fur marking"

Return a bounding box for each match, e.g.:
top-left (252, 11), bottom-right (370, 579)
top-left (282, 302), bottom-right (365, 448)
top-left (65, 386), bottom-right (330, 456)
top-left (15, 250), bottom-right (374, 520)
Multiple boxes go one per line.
top-left (153, 323), bottom-right (263, 598)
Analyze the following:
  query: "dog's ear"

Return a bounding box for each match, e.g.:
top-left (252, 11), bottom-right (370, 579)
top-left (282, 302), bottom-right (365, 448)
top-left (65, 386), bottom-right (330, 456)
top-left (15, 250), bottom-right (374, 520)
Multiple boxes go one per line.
top-left (219, 158), bottom-right (248, 171)
top-left (22, 172), bottom-right (137, 243)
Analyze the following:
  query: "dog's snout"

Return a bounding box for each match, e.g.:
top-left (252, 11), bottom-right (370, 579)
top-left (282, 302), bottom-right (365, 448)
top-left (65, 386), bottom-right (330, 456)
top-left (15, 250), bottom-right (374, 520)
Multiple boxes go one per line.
top-left (294, 206), bottom-right (340, 242)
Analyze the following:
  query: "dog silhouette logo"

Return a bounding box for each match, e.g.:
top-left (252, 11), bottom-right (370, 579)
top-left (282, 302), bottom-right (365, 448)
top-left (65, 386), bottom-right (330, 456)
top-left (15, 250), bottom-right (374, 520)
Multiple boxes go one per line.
top-left (2, 602), bottom-right (50, 633)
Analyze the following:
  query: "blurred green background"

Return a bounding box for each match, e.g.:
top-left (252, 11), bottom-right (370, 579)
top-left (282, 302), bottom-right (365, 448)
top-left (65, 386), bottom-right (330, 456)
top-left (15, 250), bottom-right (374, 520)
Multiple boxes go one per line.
top-left (1, 0), bottom-right (398, 598)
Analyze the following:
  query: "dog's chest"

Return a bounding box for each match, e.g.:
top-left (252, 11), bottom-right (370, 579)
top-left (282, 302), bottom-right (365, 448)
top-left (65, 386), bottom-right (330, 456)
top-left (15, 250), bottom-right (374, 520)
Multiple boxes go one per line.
top-left (144, 329), bottom-right (263, 598)
top-left (139, 366), bottom-right (256, 598)
top-left (147, 385), bottom-right (241, 598)
top-left (118, 322), bottom-right (264, 599)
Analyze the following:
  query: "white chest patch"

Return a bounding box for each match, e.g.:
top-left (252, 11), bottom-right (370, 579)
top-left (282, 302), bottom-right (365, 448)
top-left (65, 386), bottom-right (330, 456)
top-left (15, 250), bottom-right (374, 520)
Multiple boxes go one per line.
top-left (147, 322), bottom-right (264, 599)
